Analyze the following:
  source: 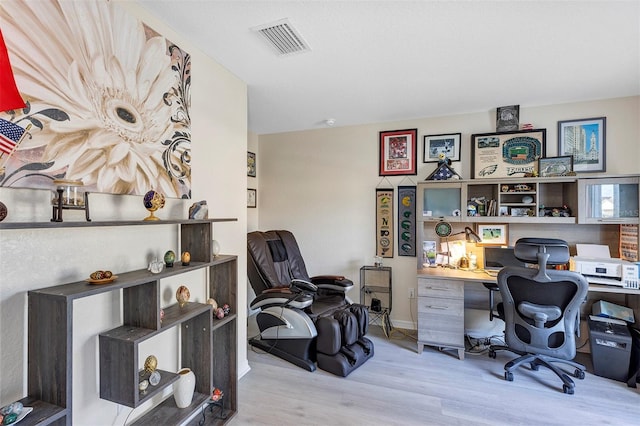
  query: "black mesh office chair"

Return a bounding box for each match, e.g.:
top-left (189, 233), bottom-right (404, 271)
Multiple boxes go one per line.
top-left (496, 238), bottom-right (588, 394)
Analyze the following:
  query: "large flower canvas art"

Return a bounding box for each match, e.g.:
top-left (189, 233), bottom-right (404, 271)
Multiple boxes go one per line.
top-left (0, 0), bottom-right (191, 198)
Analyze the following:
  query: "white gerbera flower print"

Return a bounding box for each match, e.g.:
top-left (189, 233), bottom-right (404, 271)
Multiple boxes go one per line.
top-left (0, 0), bottom-right (191, 197)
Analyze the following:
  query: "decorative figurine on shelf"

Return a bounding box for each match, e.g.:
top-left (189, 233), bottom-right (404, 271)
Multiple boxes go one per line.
top-left (215, 307), bottom-right (225, 319)
top-left (143, 354), bottom-right (162, 386)
top-left (211, 388), bottom-right (223, 402)
top-left (160, 308), bottom-right (165, 324)
top-left (176, 285), bottom-right (190, 308)
top-left (164, 250), bottom-right (176, 267)
top-left (181, 251), bottom-right (191, 266)
top-left (425, 153), bottom-right (461, 181)
top-left (211, 240), bottom-right (221, 257)
top-left (148, 258), bottom-right (164, 274)
top-left (142, 190), bottom-right (165, 221)
top-left (188, 200), bottom-right (208, 220)
top-left (207, 298), bottom-right (218, 311)
top-left (222, 303), bottom-right (230, 316)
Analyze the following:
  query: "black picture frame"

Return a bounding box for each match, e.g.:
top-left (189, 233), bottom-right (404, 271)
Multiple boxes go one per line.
top-left (538, 155), bottom-right (574, 177)
top-left (496, 105), bottom-right (520, 132)
top-left (423, 133), bottom-right (461, 163)
top-left (471, 128), bottom-right (546, 179)
top-left (247, 151), bottom-right (256, 177)
top-left (247, 188), bottom-right (257, 208)
top-left (557, 117), bottom-right (606, 173)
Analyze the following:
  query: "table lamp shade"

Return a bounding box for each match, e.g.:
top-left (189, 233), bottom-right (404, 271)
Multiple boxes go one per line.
top-left (0, 29), bottom-right (25, 112)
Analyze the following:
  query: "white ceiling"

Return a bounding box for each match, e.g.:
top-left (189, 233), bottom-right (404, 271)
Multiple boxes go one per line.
top-left (136, 1), bottom-right (640, 135)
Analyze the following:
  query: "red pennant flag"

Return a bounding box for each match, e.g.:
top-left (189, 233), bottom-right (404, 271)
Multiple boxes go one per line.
top-left (0, 28), bottom-right (26, 112)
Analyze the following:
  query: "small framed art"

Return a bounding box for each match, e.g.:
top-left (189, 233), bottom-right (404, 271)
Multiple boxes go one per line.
top-left (538, 155), bottom-right (573, 177)
top-left (247, 188), bottom-right (257, 208)
top-left (477, 224), bottom-right (508, 246)
top-left (496, 105), bottom-right (520, 132)
top-left (558, 117), bottom-right (606, 173)
top-left (379, 128), bottom-right (417, 176)
top-left (247, 151), bottom-right (256, 177)
top-left (423, 133), bottom-right (461, 163)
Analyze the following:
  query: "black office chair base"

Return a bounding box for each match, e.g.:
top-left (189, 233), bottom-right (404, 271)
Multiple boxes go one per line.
top-left (504, 353), bottom-right (586, 394)
top-left (488, 344), bottom-right (525, 359)
top-left (249, 337), bottom-right (317, 372)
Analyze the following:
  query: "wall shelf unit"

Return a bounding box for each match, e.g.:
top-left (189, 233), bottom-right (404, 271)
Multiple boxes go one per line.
top-left (7, 219), bottom-right (238, 426)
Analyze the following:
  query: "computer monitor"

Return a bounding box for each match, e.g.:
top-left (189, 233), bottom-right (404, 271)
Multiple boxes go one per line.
top-left (483, 246), bottom-right (526, 270)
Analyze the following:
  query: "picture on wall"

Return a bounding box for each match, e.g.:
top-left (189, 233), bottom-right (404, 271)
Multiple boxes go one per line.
top-left (379, 129), bottom-right (417, 176)
top-left (558, 117), bottom-right (606, 173)
top-left (0, 0), bottom-right (192, 198)
top-left (247, 188), bottom-right (257, 208)
top-left (247, 151), bottom-right (256, 177)
top-left (471, 129), bottom-right (546, 179)
top-left (477, 224), bottom-right (508, 246)
top-left (496, 105), bottom-right (520, 132)
top-left (423, 133), bottom-right (461, 163)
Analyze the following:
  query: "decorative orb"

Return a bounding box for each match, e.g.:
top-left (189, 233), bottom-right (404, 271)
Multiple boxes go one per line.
top-left (164, 250), bottom-right (176, 267)
top-left (176, 285), bottom-right (190, 308)
top-left (149, 370), bottom-right (161, 386)
top-left (144, 355), bottom-right (158, 373)
top-left (139, 379), bottom-right (149, 393)
top-left (207, 298), bottom-right (218, 311)
top-left (181, 251), bottom-right (191, 266)
top-left (143, 190), bottom-right (165, 221)
top-left (215, 307), bottom-right (225, 319)
top-left (160, 309), bottom-right (165, 324)
top-left (222, 303), bottom-right (230, 316)
top-left (211, 240), bottom-right (221, 257)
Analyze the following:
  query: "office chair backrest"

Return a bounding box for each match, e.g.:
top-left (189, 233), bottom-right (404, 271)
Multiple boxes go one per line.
top-left (248, 230), bottom-right (311, 293)
top-left (498, 238), bottom-right (588, 359)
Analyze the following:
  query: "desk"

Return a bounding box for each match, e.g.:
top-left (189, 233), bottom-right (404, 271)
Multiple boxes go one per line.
top-left (416, 267), bottom-right (640, 360)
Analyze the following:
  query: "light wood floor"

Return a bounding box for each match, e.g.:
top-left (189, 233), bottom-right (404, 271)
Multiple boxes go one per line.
top-left (231, 323), bottom-right (638, 425)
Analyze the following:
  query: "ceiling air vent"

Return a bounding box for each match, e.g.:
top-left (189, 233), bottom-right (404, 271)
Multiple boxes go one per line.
top-left (251, 18), bottom-right (311, 56)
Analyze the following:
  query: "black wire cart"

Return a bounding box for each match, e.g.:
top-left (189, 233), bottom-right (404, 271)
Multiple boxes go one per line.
top-left (359, 266), bottom-right (392, 337)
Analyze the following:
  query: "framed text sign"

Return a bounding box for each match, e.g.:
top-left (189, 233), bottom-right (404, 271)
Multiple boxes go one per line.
top-left (471, 129), bottom-right (546, 179)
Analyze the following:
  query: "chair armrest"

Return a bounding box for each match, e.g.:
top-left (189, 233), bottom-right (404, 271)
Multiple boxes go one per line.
top-left (311, 275), bottom-right (354, 292)
top-left (250, 291), bottom-right (313, 310)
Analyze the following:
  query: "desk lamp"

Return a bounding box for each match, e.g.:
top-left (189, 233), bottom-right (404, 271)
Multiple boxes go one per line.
top-left (434, 221), bottom-right (482, 267)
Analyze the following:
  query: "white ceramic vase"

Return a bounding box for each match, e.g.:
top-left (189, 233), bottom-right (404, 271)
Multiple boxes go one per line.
top-left (173, 368), bottom-right (196, 408)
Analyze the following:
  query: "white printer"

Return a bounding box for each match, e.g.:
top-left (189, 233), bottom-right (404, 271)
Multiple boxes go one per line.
top-left (570, 256), bottom-right (639, 289)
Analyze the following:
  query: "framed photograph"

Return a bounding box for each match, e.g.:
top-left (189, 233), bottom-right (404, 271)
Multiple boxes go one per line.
top-left (423, 133), bottom-right (461, 163)
top-left (538, 155), bottom-right (574, 177)
top-left (498, 206), bottom-right (509, 216)
top-left (496, 105), bottom-right (520, 132)
top-left (477, 224), bottom-right (508, 246)
top-left (510, 207), bottom-right (531, 217)
top-left (247, 151), bottom-right (256, 177)
top-left (379, 128), bottom-right (417, 176)
top-left (471, 129), bottom-right (546, 179)
top-left (558, 117), bottom-right (606, 173)
top-left (247, 188), bottom-right (257, 208)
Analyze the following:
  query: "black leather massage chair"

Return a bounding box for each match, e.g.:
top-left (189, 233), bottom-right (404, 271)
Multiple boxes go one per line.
top-left (247, 230), bottom-right (374, 377)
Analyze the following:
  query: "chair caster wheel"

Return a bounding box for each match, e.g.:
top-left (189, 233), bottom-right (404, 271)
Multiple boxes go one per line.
top-left (530, 363), bottom-right (540, 371)
top-left (488, 349), bottom-right (496, 359)
top-left (574, 369), bottom-right (585, 379)
top-left (505, 371), bottom-right (514, 381)
top-left (563, 384), bottom-right (574, 394)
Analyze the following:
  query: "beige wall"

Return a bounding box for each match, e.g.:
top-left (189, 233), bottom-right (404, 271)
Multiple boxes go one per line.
top-left (257, 96), bottom-right (640, 329)
top-left (0, 1), bottom-right (249, 423)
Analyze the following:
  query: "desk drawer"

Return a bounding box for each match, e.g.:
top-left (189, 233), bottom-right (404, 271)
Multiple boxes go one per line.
top-left (417, 297), bottom-right (464, 346)
top-left (418, 278), bottom-right (464, 299)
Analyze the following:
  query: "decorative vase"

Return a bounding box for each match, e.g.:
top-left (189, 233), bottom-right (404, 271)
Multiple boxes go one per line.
top-left (143, 190), bottom-right (165, 221)
top-left (164, 250), bottom-right (176, 267)
top-left (176, 285), bottom-right (190, 308)
top-left (173, 368), bottom-right (196, 408)
top-left (211, 240), bottom-right (221, 257)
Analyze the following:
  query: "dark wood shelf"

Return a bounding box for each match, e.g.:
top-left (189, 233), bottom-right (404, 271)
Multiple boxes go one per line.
top-left (15, 396), bottom-right (67, 426)
top-left (0, 218), bottom-right (237, 230)
top-left (22, 220), bottom-right (238, 424)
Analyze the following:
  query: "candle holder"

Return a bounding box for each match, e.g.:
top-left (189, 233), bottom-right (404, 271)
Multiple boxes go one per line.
top-left (51, 179), bottom-right (91, 222)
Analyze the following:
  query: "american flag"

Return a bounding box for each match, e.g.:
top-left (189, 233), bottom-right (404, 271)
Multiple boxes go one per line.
top-left (0, 117), bottom-right (25, 155)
